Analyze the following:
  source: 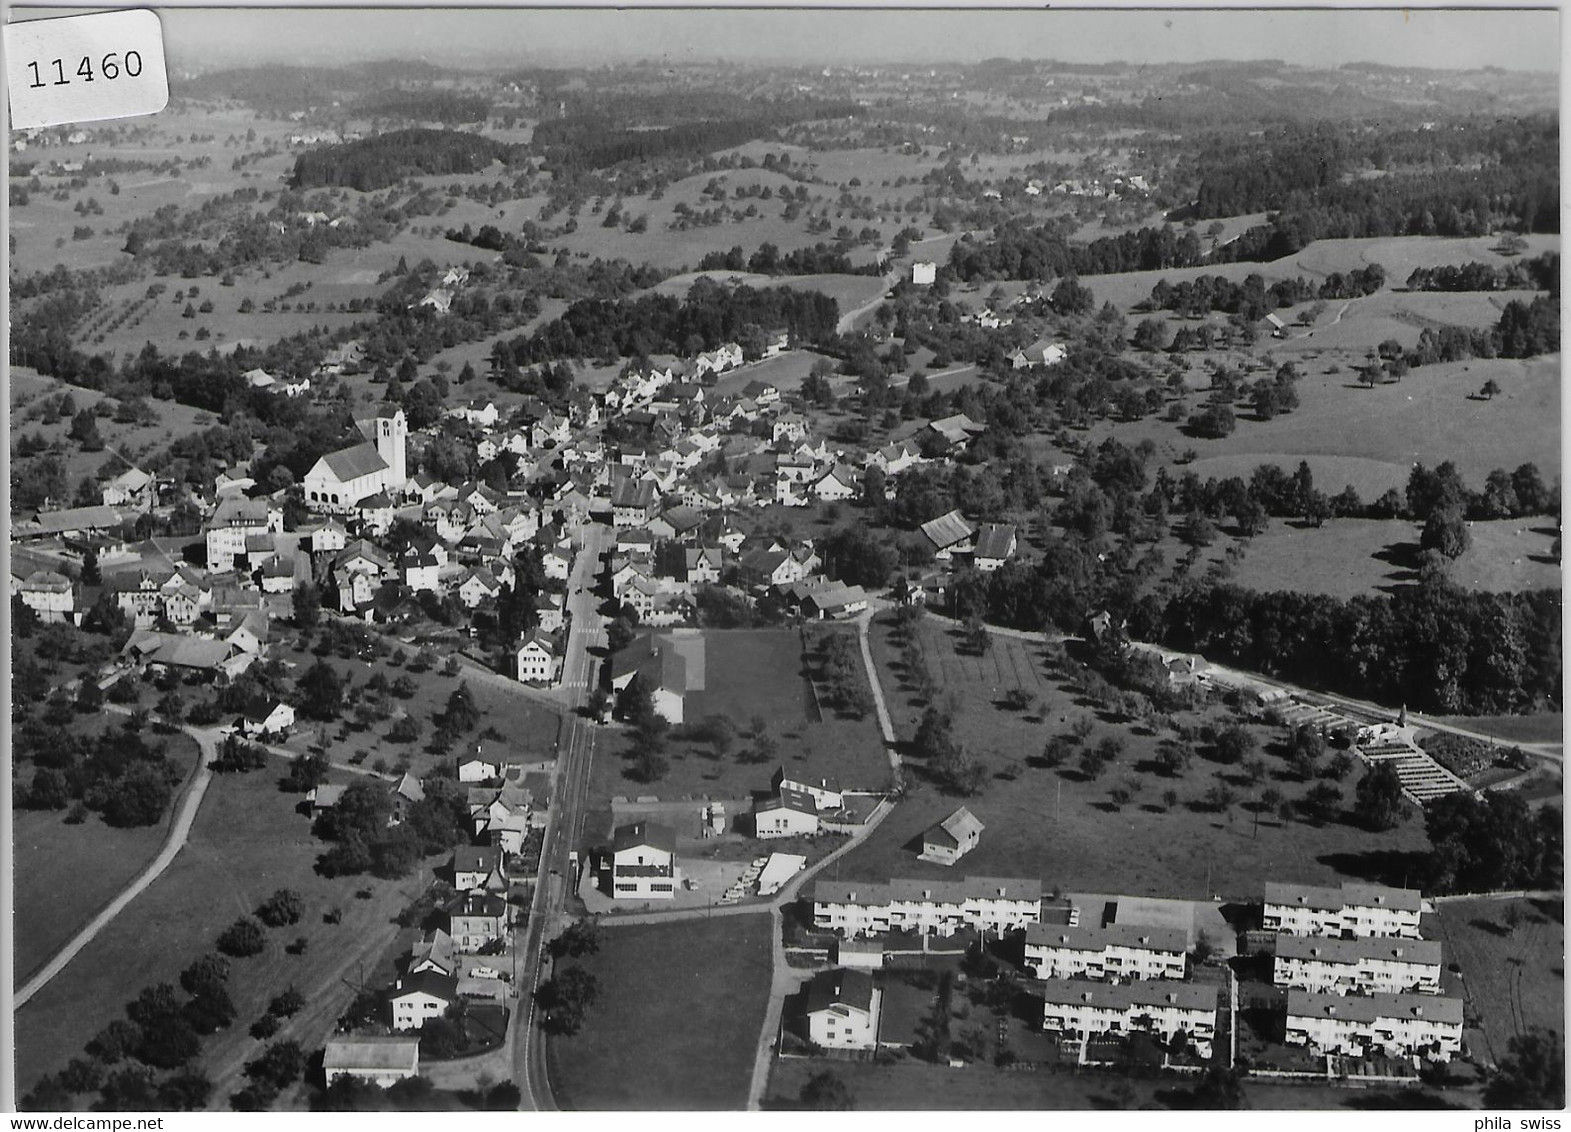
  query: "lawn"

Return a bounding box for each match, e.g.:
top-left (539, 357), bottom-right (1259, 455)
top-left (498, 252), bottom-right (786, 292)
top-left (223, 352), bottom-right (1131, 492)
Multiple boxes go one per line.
top-left (14, 755), bottom-right (431, 1103)
top-left (1226, 518), bottom-right (1560, 600)
top-left (851, 611), bottom-right (1432, 901)
top-left (546, 914), bottom-right (774, 1109)
top-left (589, 627), bottom-right (891, 805)
top-left (1435, 896), bottom-right (1564, 1066)
top-left (12, 730), bottom-right (203, 981)
top-left (767, 1056), bottom-right (1176, 1109)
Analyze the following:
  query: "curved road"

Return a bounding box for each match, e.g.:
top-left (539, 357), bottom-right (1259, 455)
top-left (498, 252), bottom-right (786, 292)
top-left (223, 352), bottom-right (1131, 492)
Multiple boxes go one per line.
top-left (15, 726), bottom-right (224, 1007)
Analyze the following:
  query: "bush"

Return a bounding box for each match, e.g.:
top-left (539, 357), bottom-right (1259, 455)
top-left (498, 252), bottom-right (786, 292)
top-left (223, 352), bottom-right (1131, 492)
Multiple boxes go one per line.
top-left (249, 1014), bottom-right (280, 1039)
top-left (257, 888), bottom-right (305, 927)
top-left (268, 987), bottom-right (306, 1017)
top-left (217, 916), bottom-right (266, 957)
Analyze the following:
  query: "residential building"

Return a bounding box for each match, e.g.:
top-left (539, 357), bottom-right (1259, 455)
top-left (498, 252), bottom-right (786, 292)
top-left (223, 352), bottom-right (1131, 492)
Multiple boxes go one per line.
top-left (804, 968), bottom-right (881, 1050)
top-left (238, 699), bottom-right (295, 740)
top-left (972, 523), bottom-right (1018, 572)
top-left (19, 570), bottom-right (75, 622)
top-left (1024, 923), bottom-right (1188, 982)
top-left (452, 844), bottom-right (503, 891)
top-left (607, 821), bottom-right (678, 900)
top-left (919, 806), bottom-right (984, 866)
top-left (515, 630), bottom-right (563, 685)
top-left (812, 876), bottom-right (1043, 937)
top-left (773, 770), bottom-right (844, 810)
top-left (1285, 989), bottom-right (1463, 1061)
top-left (205, 497), bottom-right (270, 574)
top-left (1038, 978), bottom-right (1218, 1058)
top-left (1263, 882), bottom-right (1424, 939)
top-left (754, 788), bottom-right (819, 839)
top-left (390, 970), bottom-right (456, 1031)
top-left (100, 467), bottom-right (155, 511)
top-left (322, 1037), bottom-right (420, 1087)
top-left (912, 262), bottom-right (937, 286)
top-left (920, 509), bottom-right (977, 560)
top-left (447, 890), bottom-right (509, 953)
top-left (1273, 935), bottom-right (1443, 996)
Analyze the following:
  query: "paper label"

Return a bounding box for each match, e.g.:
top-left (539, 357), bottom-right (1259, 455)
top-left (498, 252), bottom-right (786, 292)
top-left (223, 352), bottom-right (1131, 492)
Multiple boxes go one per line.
top-left (6, 10), bottom-right (169, 130)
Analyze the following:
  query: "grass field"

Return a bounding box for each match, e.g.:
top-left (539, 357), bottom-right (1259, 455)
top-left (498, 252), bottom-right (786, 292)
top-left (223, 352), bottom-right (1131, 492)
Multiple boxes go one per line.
top-left (14, 757), bottom-right (428, 1100)
top-left (589, 627), bottom-right (890, 805)
top-left (1431, 713), bottom-right (1563, 746)
top-left (851, 612), bottom-right (1432, 900)
top-left (1226, 517), bottom-right (1560, 599)
top-left (12, 731), bottom-right (203, 981)
top-left (546, 915), bottom-right (774, 1109)
top-left (1436, 897), bottom-right (1564, 1066)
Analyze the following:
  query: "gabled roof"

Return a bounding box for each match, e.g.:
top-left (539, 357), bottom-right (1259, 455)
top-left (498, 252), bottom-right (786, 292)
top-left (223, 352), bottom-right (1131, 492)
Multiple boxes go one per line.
top-left (1285, 989), bottom-right (1461, 1026)
top-left (612, 820), bottom-right (677, 855)
top-left (812, 875), bottom-right (1042, 907)
top-left (1024, 921), bottom-right (1188, 955)
top-left (1275, 934), bottom-right (1442, 966)
top-left (757, 787), bottom-right (818, 816)
top-left (920, 509), bottom-right (976, 550)
top-left (393, 969), bottom-right (458, 1002)
top-left (928, 806), bottom-right (984, 848)
top-left (1038, 977), bottom-right (1218, 1014)
top-left (804, 968), bottom-right (875, 1016)
top-left (323, 1036), bottom-right (420, 1073)
top-left (320, 442), bottom-right (388, 483)
top-left (210, 496), bottom-right (270, 529)
top-left (973, 522), bottom-right (1017, 560)
top-left (452, 844), bottom-right (501, 874)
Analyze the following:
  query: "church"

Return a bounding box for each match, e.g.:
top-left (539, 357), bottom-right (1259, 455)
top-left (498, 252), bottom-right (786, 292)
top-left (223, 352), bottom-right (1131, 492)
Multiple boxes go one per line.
top-left (303, 407), bottom-right (408, 511)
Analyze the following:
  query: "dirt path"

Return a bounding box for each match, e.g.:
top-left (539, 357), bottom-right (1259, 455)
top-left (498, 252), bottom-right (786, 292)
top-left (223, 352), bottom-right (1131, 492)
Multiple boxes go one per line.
top-left (15, 726), bottom-right (223, 1006)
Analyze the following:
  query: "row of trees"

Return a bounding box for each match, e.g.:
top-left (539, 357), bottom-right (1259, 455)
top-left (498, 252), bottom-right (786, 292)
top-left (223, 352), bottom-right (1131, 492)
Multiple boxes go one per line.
top-left (1405, 251), bottom-right (1557, 294)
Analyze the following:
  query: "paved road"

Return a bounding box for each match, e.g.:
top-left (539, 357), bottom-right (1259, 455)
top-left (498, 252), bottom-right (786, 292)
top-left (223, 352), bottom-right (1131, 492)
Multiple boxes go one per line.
top-left (516, 520), bottom-right (610, 1111)
top-left (15, 725), bottom-right (224, 1006)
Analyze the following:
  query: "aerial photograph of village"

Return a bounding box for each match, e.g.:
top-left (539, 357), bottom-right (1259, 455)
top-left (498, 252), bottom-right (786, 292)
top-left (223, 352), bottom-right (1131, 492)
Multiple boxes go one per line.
top-left (3, 5), bottom-right (1562, 1115)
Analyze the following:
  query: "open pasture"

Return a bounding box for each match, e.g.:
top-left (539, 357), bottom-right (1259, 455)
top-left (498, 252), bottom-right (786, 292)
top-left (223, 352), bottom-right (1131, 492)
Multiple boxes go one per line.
top-left (1436, 896), bottom-right (1564, 1066)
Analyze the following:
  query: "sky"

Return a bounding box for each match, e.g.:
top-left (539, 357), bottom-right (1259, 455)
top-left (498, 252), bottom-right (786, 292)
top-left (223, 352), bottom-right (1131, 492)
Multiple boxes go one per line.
top-left (15, 5), bottom-right (1558, 74)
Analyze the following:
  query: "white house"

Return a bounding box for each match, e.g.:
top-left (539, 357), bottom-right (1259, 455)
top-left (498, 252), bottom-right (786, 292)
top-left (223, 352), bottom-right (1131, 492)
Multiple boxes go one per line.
top-left (606, 821), bottom-right (678, 900)
top-left (1285, 989), bottom-right (1463, 1061)
top-left (515, 630), bottom-right (563, 686)
top-left (812, 876), bottom-right (1043, 938)
top-left (1263, 882), bottom-right (1424, 940)
top-left (452, 844), bottom-right (503, 891)
top-left (920, 806), bottom-right (984, 866)
top-left (323, 1037), bottom-right (420, 1087)
top-left (390, 970), bottom-right (457, 1031)
top-left (238, 699), bottom-right (296, 740)
top-left (912, 262), bottom-right (937, 286)
top-left (1273, 935), bottom-right (1443, 996)
top-left (1038, 978), bottom-right (1218, 1059)
top-left (458, 747), bottom-right (503, 783)
top-left (972, 523), bottom-right (1018, 572)
top-left (457, 567), bottom-right (502, 609)
top-left (19, 570), bottom-right (75, 623)
top-left (100, 467), bottom-right (154, 511)
top-left (1024, 923), bottom-right (1189, 982)
top-left (754, 788), bottom-right (819, 839)
top-left (205, 497), bottom-right (270, 574)
top-left (804, 968), bottom-right (881, 1051)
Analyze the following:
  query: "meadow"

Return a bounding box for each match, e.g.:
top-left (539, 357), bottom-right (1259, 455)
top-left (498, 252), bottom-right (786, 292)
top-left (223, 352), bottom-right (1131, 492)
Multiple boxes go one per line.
top-left (547, 914), bottom-right (774, 1109)
top-left (1435, 896), bottom-right (1564, 1067)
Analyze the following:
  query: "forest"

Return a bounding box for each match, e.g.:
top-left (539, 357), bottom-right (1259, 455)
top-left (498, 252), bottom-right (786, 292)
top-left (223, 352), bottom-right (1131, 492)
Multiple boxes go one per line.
top-left (947, 221), bottom-right (1208, 282)
top-left (1405, 250), bottom-right (1558, 293)
top-left (291, 129), bottom-right (519, 191)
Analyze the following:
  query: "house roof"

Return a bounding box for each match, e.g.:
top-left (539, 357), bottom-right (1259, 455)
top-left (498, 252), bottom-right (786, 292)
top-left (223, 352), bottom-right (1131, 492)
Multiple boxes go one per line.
top-left (211, 496), bottom-right (270, 529)
top-left (392, 772), bottom-right (425, 804)
top-left (393, 969), bottom-right (458, 1003)
top-left (757, 787), bottom-right (818, 816)
top-left (1341, 883), bottom-right (1423, 913)
top-left (927, 806), bottom-right (984, 848)
top-left (612, 820), bottom-right (677, 855)
top-left (805, 968), bottom-right (875, 1016)
top-left (1037, 977), bottom-right (1218, 1014)
top-left (920, 509), bottom-right (976, 550)
top-left (24, 505), bottom-right (126, 537)
top-left (125, 631), bottom-right (234, 671)
top-left (1025, 922), bottom-right (1188, 955)
top-left (1286, 989), bottom-right (1461, 1026)
top-left (452, 844), bottom-right (501, 874)
top-left (813, 875), bottom-right (1042, 907)
top-left (1275, 934), bottom-right (1442, 967)
top-left (449, 891), bottom-right (507, 917)
top-left (973, 523), bottom-right (1017, 561)
top-left (22, 569), bottom-right (73, 592)
top-left (1263, 882), bottom-right (1345, 912)
top-left (323, 1037), bottom-right (420, 1073)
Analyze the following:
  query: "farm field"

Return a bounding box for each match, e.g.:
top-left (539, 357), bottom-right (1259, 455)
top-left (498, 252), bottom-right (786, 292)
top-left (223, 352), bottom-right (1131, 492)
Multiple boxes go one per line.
top-left (853, 612), bottom-right (1432, 900)
top-left (546, 914), bottom-right (773, 1109)
top-left (14, 757), bottom-right (429, 1101)
top-left (588, 627), bottom-right (891, 805)
top-left (1226, 517), bottom-right (1560, 600)
top-left (12, 731), bottom-right (203, 981)
top-left (1435, 896), bottom-right (1564, 1067)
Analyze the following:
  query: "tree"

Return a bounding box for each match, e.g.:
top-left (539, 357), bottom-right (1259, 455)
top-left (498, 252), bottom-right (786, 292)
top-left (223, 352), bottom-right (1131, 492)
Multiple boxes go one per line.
top-left (298, 660), bottom-right (345, 720)
top-left (156, 1069), bottom-right (214, 1111)
top-left (536, 966), bottom-right (600, 1035)
top-left (217, 916), bottom-right (266, 957)
top-left (282, 751), bottom-right (330, 794)
top-left (1212, 722), bottom-right (1256, 764)
top-left (1353, 763), bottom-right (1409, 831)
top-left (548, 917), bottom-right (602, 960)
top-left (257, 888), bottom-right (305, 927)
top-left (1421, 505), bottom-right (1471, 560)
top-left (441, 681), bottom-right (481, 732)
top-left (268, 986), bottom-right (306, 1017)
top-left (292, 582), bottom-right (321, 629)
top-left (799, 1069), bottom-right (855, 1110)
top-left (244, 1039), bottom-right (305, 1090)
top-left (1485, 1029), bottom-right (1564, 1109)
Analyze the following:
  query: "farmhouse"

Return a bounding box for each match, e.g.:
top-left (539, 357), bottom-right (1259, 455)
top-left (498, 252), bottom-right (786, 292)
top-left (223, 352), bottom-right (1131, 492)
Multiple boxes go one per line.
top-left (754, 788), bottom-right (819, 839)
top-left (100, 467), bottom-right (154, 511)
top-left (803, 968), bottom-right (882, 1051)
top-left (1023, 922), bottom-right (1188, 982)
top-left (1038, 978), bottom-right (1218, 1059)
top-left (237, 699), bottom-right (295, 740)
top-left (812, 876), bottom-right (1043, 937)
top-left (608, 631), bottom-right (699, 724)
top-left (1262, 882), bottom-right (1424, 939)
top-left (322, 1037), bottom-right (420, 1087)
top-left (802, 583), bottom-right (868, 620)
top-left (19, 570), bottom-right (76, 623)
top-left (972, 523), bottom-right (1018, 572)
top-left (1272, 935), bottom-right (1443, 996)
top-left (926, 413), bottom-right (986, 452)
top-left (919, 806), bottom-right (984, 866)
top-left (606, 820), bottom-right (679, 900)
top-left (1284, 989), bottom-right (1463, 1061)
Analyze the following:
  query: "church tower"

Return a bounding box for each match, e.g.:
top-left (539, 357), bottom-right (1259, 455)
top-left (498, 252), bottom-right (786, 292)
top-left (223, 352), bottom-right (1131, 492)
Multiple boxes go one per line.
top-left (375, 408), bottom-right (408, 489)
